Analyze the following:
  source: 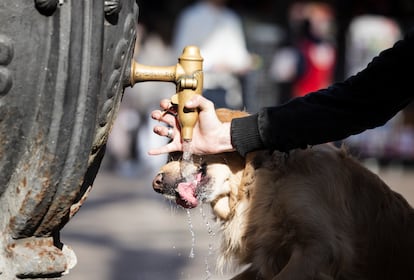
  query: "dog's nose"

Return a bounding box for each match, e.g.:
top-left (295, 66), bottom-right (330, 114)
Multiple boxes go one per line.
top-left (152, 173), bottom-right (164, 193)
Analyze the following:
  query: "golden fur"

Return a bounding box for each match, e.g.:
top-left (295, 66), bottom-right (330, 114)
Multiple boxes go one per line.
top-left (152, 109), bottom-right (414, 280)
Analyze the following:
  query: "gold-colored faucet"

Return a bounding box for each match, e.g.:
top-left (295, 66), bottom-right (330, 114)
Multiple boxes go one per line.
top-left (129, 46), bottom-right (203, 142)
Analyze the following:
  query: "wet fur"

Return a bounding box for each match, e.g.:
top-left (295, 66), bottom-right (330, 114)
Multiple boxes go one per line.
top-left (153, 109), bottom-right (414, 280)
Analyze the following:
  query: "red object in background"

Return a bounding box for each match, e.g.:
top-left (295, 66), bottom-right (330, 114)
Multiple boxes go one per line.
top-left (293, 39), bottom-right (336, 97)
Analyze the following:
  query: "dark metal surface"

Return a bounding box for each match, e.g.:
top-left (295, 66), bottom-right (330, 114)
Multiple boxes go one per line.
top-left (0, 0), bottom-right (138, 278)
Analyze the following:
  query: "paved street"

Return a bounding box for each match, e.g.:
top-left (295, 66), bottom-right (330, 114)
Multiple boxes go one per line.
top-left (61, 163), bottom-right (414, 280)
top-left (61, 164), bottom-right (235, 280)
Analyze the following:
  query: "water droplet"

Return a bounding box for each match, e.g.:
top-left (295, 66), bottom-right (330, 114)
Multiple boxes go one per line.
top-left (200, 205), bottom-right (216, 279)
top-left (182, 139), bottom-right (193, 161)
top-left (204, 258), bottom-right (212, 280)
top-left (186, 209), bottom-right (196, 258)
top-left (181, 140), bottom-right (197, 183)
top-left (200, 206), bottom-right (215, 237)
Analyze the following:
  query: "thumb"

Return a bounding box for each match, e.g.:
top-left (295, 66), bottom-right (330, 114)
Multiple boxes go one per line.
top-left (185, 95), bottom-right (215, 111)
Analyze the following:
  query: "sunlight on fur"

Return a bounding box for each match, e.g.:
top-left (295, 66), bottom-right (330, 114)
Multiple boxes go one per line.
top-left (152, 109), bottom-right (414, 280)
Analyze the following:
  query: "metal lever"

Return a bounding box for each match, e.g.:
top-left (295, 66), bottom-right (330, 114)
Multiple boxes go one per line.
top-left (128, 46), bottom-right (203, 141)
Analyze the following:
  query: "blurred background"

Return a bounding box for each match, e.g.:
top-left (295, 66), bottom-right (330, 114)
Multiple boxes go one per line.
top-left (62, 0), bottom-right (414, 279)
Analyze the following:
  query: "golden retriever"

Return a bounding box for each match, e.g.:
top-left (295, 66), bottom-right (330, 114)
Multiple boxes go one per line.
top-left (152, 109), bottom-right (414, 280)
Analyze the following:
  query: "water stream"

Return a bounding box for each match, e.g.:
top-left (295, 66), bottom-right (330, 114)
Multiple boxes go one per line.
top-left (182, 139), bottom-right (193, 161)
top-left (181, 140), bottom-right (197, 183)
top-left (200, 205), bottom-right (215, 280)
top-left (186, 209), bottom-right (196, 259)
top-left (182, 140), bottom-right (214, 278)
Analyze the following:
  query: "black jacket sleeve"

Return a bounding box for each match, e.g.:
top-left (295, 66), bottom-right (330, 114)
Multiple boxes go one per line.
top-left (231, 28), bottom-right (414, 156)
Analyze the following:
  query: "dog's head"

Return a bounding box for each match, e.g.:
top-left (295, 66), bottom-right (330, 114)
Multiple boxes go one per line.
top-left (152, 109), bottom-right (249, 219)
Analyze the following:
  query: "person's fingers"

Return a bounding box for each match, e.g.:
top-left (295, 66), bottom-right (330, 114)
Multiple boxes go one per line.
top-left (153, 125), bottom-right (174, 139)
top-left (148, 142), bottom-right (179, 155)
top-left (151, 110), bottom-right (177, 127)
top-left (151, 110), bottom-right (163, 120)
top-left (185, 95), bottom-right (215, 111)
top-left (160, 99), bottom-right (172, 110)
top-left (148, 145), bottom-right (170, 155)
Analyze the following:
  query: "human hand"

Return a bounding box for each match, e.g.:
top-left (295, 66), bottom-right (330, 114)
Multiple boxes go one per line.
top-left (148, 95), bottom-right (234, 155)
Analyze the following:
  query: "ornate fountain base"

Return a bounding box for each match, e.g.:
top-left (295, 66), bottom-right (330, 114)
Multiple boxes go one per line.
top-left (0, 0), bottom-right (138, 278)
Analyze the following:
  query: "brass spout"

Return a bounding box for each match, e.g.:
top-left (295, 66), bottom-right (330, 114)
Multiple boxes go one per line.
top-left (129, 46), bottom-right (203, 142)
top-left (130, 63), bottom-right (177, 84)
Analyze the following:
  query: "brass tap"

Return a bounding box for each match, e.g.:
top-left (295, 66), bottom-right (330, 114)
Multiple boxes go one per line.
top-left (129, 46), bottom-right (203, 142)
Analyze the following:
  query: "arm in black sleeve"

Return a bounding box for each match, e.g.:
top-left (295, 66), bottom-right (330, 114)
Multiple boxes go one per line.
top-left (231, 29), bottom-right (414, 156)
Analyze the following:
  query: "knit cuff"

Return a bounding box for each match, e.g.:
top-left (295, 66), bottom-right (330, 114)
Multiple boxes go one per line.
top-left (230, 113), bottom-right (264, 157)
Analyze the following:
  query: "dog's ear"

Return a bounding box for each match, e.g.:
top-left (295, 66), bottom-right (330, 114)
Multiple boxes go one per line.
top-left (215, 108), bottom-right (249, 122)
top-left (211, 196), bottom-right (231, 220)
top-left (237, 152), bottom-right (258, 201)
top-left (246, 150), bottom-right (275, 169)
top-left (249, 150), bottom-right (288, 172)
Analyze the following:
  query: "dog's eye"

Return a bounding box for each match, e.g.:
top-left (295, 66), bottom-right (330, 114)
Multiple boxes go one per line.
top-left (168, 151), bottom-right (183, 162)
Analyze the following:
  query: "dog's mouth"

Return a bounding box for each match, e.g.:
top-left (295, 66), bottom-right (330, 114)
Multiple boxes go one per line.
top-left (175, 163), bottom-right (208, 209)
top-left (175, 172), bottom-right (201, 208)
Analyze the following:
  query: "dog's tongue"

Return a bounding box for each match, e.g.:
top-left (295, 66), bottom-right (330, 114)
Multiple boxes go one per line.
top-left (176, 173), bottom-right (201, 208)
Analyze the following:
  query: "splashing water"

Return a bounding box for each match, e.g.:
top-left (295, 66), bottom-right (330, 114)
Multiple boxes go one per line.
top-left (181, 140), bottom-right (196, 180)
top-left (200, 206), bottom-right (215, 237)
top-left (182, 139), bottom-right (193, 161)
top-left (204, 257), bottom-right (212, 280)
top-left (186, 209), bottom-right (196, 258)
top-left (200, 206), bottom-right (215, 280)
top-left (182, 141), bottom-right (213, 278)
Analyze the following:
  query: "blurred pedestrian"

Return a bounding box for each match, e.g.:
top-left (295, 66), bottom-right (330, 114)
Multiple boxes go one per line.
top-left (173, 0), bottom-right (252, 109)
top-left (270, 2), bottom-right (336, 101)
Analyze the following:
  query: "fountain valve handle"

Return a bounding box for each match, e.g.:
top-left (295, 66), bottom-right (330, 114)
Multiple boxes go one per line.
top-left (129, 45), bottom-right (203, 142)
